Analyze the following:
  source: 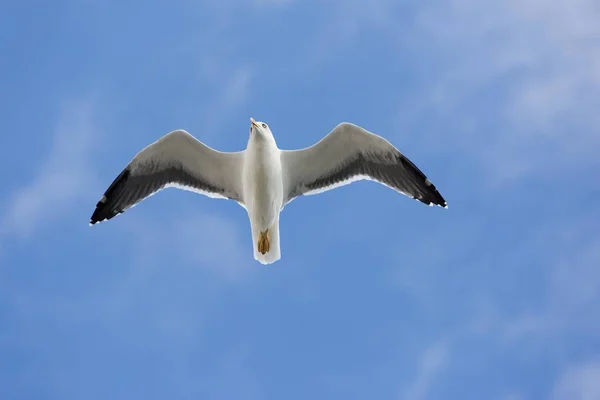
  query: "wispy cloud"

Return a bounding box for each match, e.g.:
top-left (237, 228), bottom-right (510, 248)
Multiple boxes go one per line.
top-left (400, 340), bottom-right (449, 400)
top-left (1, 98), bottom-right (101, 238)
top-left (400, 0), bottom-right (600, 181)
top-left (552, 362), bottom-right (600, 400)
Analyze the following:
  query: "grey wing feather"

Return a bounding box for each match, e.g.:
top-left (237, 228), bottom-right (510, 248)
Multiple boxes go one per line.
top-left (90, 129), bottom-right (244, 225)
top-left (280, 122), bottom-right (447, 207)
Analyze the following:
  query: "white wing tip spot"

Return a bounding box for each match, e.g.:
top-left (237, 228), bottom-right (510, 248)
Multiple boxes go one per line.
top-left (425, 201), bottom-right (448, 209)
top-left (90, 216), bottom-right (112, 226)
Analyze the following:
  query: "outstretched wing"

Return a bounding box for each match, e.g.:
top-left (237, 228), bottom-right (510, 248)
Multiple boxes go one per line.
top-left (280, 122), bottom-right (447, 207)
top-left (90, 129), bottom-right (245, 225)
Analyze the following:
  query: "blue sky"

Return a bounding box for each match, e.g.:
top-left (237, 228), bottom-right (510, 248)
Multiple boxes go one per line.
top-left (1, 0), bottom-right (599, 399)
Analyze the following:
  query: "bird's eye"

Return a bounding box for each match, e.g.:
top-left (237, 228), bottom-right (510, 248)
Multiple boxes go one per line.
top-left (261, 123), bottom-right (267, 128)
top-left (249, 127), bottom-right (252, 133)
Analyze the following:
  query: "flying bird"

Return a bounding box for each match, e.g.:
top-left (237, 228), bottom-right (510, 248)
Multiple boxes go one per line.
top-left (89, 118), bottom-right (447, 264)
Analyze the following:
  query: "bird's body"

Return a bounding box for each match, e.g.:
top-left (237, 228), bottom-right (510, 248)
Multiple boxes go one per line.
top-left (244, 130), bottom-right (283, 230)
top-left (90, 118), bottom-right (447, 264)
top-left (243, 126), bottom-right (284, 263)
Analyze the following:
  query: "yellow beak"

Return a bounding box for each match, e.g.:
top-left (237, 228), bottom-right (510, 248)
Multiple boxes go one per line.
top-left (250, 117), bottom-right (259, 127)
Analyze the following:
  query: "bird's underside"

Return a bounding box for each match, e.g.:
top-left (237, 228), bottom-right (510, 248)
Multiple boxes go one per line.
top-left (89, 121), bottom-right (447, 264)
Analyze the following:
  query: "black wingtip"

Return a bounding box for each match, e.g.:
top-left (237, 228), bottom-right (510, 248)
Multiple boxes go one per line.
top-left (89, 168), bottom-right (131, 225)
top-left (397, 155), bottom-right (448, 209)
top-left (420, 177), bottom-right (448, 209)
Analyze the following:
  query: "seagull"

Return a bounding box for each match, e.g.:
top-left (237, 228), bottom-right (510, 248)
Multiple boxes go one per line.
top-left (89, 118), bottom-right (447, 264)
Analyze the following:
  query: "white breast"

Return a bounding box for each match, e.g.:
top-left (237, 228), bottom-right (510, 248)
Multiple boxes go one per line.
top-left (243, 138), bottom-right (284, 230)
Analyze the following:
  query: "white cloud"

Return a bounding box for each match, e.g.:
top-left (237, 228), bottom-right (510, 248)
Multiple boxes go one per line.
top-left (552, 362), bottom-right (600, 400)
top-left (402, 0), bottom-right (600, 181)
top-left (1, 99), bottom-right (101, 238)
top-left (400, 341), bottom-right (449, 400)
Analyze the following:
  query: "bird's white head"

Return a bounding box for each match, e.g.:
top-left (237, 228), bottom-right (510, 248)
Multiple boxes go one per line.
top-left (249, 117), bottom-right (274, 140)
